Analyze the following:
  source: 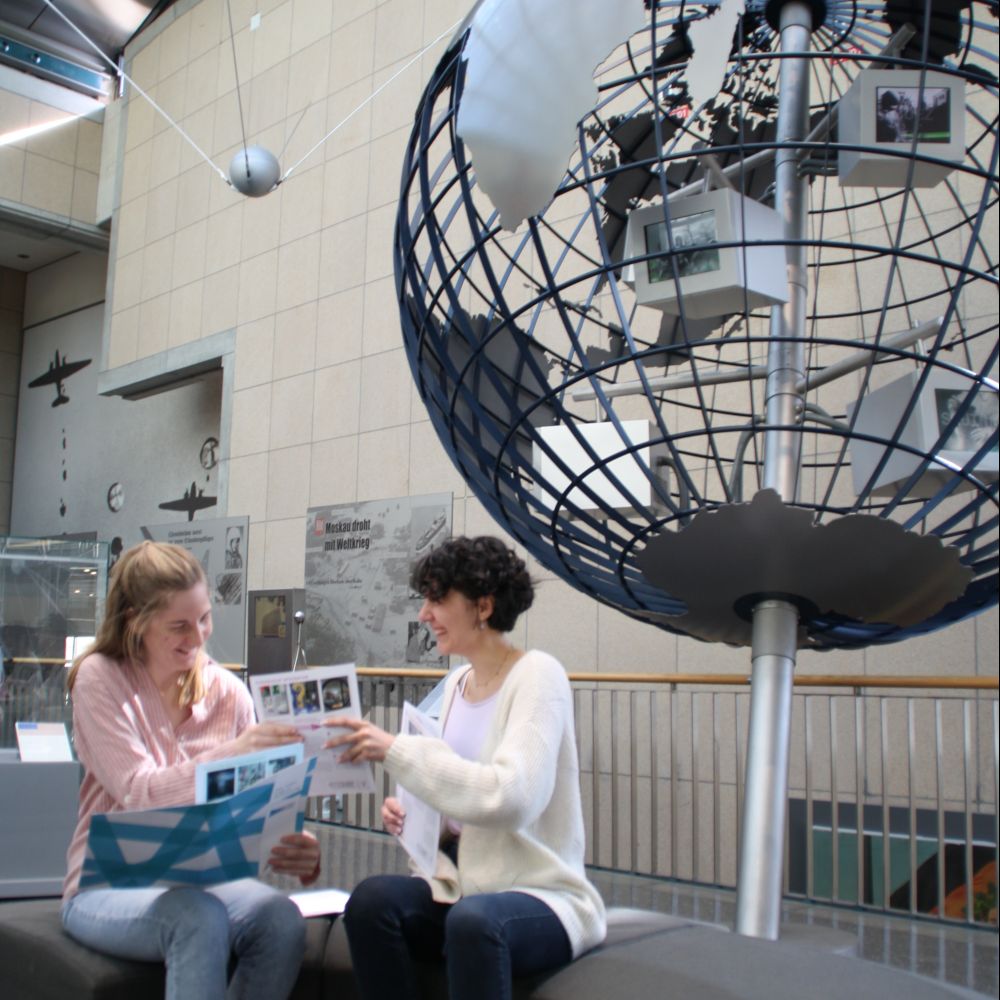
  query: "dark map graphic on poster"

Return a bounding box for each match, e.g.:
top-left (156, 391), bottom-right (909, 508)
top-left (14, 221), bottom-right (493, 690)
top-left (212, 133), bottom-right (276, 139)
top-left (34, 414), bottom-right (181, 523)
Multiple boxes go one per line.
top-left (142, 516), bottom-right (249, 666)
top-left (304, 494), bottom-right (452, 668)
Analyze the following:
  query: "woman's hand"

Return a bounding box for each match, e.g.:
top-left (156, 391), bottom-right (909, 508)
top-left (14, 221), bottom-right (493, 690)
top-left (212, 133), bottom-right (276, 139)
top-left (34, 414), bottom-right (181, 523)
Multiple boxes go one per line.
top-left (381, 795), bottom-right (406, 836)
top-left (322, 716), bottom-right (395, 763)
top-left (229, 722), bottom-right (302, 755)
top-left (268, 830), bottom-right (321, 885)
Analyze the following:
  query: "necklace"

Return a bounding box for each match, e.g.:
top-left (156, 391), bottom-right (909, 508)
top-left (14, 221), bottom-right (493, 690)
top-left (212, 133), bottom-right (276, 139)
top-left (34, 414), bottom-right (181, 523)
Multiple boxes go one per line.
top-left (469, 647), bottom-right (516, 695)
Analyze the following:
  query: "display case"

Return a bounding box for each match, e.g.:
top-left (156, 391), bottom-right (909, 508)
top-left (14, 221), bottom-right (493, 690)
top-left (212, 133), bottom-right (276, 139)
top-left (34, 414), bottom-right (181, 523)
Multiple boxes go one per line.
top-left (837, 69), bottom-right (965, 188)
top-left (0, 536), bottom-right (108, 749)
top-left (847, 369), bottom-right (998, 497)
top-left (623, 188), bottom-right (787, 319)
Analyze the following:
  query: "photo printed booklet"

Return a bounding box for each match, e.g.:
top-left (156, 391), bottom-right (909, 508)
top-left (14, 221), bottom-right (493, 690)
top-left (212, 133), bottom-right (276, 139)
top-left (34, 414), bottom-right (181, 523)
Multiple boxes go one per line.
top-left (81, 757), bottom-right (316, 889)
top-left (396, 701), bottom-right (442, 878)
top-left (250, 663), bottom-right (376, 797)
top-left (195, 743), bottom-right (304, 803)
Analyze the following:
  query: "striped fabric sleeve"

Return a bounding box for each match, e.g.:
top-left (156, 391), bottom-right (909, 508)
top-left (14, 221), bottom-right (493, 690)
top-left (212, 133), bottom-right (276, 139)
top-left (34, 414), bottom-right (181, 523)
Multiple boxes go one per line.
top-left (71, 660), bottom-right (250, 811)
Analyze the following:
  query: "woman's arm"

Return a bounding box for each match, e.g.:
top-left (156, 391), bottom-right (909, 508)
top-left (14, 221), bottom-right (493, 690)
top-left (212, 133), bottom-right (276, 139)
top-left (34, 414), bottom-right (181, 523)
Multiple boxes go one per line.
top-left (329, 655), bottom-right (572, 829)
top-left (268, 830), bottom-right (322, 885)
top-left (72, 661), bottom-right (299, 810)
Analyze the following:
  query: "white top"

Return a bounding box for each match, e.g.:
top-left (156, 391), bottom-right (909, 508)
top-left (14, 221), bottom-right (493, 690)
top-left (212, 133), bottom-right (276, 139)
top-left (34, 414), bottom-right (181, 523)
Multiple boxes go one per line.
top-left (385, 650), bottom-right (606, 958)
top-left (444, 682), bottom-right (499, 762)
top-left (441, 683), bottom-right (499, 835)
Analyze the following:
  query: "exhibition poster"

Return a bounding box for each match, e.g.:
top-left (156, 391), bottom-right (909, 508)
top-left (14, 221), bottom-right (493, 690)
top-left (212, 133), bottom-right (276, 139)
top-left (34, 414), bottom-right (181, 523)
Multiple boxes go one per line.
top-left (395, 702), bottom-right (443, 878)
top-left (142, 515), bottom-right (249, 666)
top-left (249, 663), bottom-right (376, 797)
top-left (79, 757), bottom-right (315, 889)
top-left (304, 494), bottom-right (452, 668)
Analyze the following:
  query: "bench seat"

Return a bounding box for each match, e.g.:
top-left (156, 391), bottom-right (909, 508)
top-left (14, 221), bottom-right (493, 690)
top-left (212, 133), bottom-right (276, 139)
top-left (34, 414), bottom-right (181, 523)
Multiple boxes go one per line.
top-left (0, 898), bottom-right (329, 1000)
top-left (0, 897), bottom-right (986, 1000)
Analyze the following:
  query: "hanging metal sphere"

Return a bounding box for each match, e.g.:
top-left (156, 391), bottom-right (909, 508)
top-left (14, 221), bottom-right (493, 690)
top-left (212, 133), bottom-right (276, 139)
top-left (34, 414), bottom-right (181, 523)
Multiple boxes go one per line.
top-left (228, 145), bottom-right (280, 197)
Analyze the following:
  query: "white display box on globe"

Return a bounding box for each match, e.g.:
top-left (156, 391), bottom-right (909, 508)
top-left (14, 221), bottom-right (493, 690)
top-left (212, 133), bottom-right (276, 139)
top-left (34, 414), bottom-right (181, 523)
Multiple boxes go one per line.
top-left (837, 69), bottom-right (965, 188)
top-left (623, 189), bottom-right (787, 319)
top-left (847, 369), bottom-right (997, 497)
top-left (532, 421), bottom-right (670, 515)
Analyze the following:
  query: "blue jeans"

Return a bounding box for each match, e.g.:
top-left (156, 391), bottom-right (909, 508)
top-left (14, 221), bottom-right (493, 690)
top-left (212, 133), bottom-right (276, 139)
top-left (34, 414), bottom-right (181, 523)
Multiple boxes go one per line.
top-left (61, 878), bottom-right (305, 1000)
top-left (343, 875), bottom-right (572, 1000)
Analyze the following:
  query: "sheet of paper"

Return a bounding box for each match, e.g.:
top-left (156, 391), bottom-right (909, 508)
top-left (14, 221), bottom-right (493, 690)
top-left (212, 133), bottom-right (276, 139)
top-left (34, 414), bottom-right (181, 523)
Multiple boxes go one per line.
top-left (289, 887), bottom-right (351, 917)
top-left (195, 743), bottom-right (304, 803)
top-left (250, 663), bottom-right (375, 797)
top-left (14, 721), bottom-right (74, 761)
top-left (395, 701), bottom-right (443, 879)
top-left (80, 758), bottom-right (315, 889)
top-left (259, 754), bottom-right (318, 863)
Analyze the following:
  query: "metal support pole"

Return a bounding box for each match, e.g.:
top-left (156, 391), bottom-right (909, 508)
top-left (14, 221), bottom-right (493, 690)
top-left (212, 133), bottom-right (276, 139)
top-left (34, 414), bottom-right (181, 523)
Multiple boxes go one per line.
top-left (736, 600), bottom-right (798, 938)
top-left (761, 4), bottom-right (811, 501)
top-left (736, 0), bottom-right (814, 940)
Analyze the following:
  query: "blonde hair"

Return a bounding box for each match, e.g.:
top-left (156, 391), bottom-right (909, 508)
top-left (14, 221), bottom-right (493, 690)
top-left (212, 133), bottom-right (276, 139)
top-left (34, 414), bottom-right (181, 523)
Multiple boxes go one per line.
top-left (68, 540), bottom-right (209, 707)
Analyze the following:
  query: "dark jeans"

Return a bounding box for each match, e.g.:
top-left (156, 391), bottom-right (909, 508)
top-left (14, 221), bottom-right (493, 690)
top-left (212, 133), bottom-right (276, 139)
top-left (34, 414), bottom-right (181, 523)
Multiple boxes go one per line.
top-left (343, 875), bottom-right (572, 1000)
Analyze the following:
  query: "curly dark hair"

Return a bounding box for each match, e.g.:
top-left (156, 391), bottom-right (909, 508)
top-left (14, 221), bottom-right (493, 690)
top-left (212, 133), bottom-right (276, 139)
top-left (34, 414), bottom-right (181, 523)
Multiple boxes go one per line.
top-left (410, 535), bottom-right (534, 633)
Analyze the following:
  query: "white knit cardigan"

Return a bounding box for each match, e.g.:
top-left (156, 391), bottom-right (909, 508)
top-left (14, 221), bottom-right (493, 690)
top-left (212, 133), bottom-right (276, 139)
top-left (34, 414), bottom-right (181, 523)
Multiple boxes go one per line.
top-left (383, 649), bottom-right (607, 958)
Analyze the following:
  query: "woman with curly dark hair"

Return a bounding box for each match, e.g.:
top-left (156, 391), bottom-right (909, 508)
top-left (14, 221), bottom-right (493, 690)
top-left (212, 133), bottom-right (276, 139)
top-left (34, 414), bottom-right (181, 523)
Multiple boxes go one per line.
top-left (326, 535), bottom-right (605, 1000)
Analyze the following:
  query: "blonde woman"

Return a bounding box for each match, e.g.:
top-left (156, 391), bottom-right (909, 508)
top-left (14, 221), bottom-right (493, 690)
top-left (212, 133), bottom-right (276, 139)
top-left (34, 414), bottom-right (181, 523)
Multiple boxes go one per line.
top-left (61, 541), bottom-right (319, 1000)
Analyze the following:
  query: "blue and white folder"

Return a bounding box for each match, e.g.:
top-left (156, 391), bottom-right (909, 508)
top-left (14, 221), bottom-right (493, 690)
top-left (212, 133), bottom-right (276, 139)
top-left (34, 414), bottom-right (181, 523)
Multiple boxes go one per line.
top-left (80, 756), bottom-right (315, 889)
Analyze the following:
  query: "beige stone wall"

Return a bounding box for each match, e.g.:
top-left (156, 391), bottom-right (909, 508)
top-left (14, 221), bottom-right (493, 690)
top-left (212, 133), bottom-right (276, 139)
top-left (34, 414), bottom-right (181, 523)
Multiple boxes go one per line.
top-left (0, 83), bottom-right (102, 227)
top-left (98, 0), bottom-right (997, 687)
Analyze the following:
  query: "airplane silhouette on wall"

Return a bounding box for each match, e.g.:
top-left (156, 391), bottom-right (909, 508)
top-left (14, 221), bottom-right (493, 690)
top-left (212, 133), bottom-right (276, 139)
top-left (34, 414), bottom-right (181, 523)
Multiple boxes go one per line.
top-left (158, 481), bottom-right (218, 521)
top-left (27, 350), bottom-right (92, 406)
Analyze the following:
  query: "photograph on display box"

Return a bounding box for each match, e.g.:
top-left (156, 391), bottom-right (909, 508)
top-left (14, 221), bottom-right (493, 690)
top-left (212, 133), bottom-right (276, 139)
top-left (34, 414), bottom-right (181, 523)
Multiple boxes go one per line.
top-left (644, 209), bottom-right (720, 283)
top-left (875, 86), bottom-right (951, 143)
top-left (935, 388), bottom-right (998, 453)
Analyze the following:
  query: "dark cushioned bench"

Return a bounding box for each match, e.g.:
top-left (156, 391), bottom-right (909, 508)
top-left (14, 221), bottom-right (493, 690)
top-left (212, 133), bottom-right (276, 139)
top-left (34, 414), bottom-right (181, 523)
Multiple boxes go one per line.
top-left (0, 898), bottom-right (986, 1000)
top-left (0, 898), bottom-right (329, 1000)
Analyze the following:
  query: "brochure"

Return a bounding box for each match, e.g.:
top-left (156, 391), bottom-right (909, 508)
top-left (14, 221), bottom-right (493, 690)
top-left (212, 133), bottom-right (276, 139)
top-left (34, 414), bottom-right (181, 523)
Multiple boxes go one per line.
top-left (79, 757), bottom-right (315, 889)
top-left (289, 887), bottom-right (351, 917)
top-left (14, 721), bottom-right (74, 762)
top-left (395, 701), bottom-right (443, 878)
top-left (250, 663), bottom-right (375, 797)
top-left (194, 742), bottom-right (304, 803)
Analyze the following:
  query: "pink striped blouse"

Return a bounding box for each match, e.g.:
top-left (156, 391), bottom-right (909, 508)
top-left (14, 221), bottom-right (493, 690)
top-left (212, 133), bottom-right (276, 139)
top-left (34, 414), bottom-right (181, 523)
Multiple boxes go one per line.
top-left (62, 652), bottom-right (255, 899)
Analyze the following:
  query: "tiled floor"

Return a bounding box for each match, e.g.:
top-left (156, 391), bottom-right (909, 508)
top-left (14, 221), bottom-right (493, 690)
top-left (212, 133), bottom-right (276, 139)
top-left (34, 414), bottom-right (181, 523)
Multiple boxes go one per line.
top-left (273, 822), bottom-right (998, 998)
top-left (590, 866), bottom-right (998, 998)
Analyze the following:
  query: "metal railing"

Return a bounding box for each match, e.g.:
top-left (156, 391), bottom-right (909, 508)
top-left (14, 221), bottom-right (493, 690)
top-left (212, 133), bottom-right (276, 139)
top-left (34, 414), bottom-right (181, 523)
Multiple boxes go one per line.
top-left (333, 669), bottom-right (998, 929)
top-left (4, 659), bottom-right (996, 927)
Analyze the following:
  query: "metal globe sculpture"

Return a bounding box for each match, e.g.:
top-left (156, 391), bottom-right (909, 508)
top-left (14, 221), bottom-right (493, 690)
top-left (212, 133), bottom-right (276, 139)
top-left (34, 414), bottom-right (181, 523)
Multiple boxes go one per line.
top-left (394, 0), bottom-right (998, 652)
top-left (228, 145), bottom-right (281, 197)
